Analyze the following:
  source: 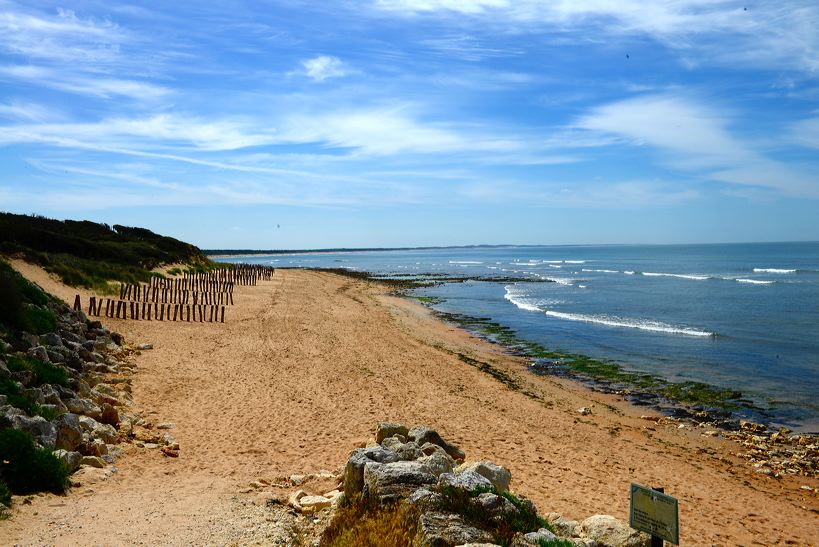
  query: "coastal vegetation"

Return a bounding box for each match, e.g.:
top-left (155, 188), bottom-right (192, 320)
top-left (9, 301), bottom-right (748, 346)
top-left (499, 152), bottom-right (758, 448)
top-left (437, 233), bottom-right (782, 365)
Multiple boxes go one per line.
top-left (0, 429), bottom-right (69, 501)
top-left (0, 212), bottom-right (212, 291)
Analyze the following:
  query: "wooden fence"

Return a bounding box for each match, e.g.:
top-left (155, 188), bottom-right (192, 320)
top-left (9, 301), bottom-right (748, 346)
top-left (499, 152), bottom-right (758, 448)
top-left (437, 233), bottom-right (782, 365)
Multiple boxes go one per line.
top-left (70, 263), bottom-right (275, 324)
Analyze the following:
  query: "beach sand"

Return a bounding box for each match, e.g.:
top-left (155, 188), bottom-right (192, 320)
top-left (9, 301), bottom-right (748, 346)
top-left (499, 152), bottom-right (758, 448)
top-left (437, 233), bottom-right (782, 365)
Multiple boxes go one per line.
top-left (1, 264), bottom-right (817, 545)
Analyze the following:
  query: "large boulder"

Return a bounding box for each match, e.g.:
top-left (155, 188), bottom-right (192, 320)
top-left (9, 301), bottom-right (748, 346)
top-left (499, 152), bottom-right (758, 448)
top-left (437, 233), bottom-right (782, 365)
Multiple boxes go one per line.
top-left (78, 415), bottom-right (118, 443)
top-left (376, 421), bottom-right (409, 443)
top-left (363, 461), bottom-right (436, 502)
top-left (579, 515), bottom-right (650, 547)
top-left (408, 426), bottom-right (465, 461)
top-left (40, 332), bottom-right (64, 347)
top-left (26, 345), bottom-right (50, 362)
top-left (12, 414), bottom-right (57, 448)
top-left (456, 461), bottom-right (512, 493)
top-left (438, 470), bottom-right (492, 493)
top-left (417, 511), bottom-right (495, 547)
top-left (342, 445), bottom-right (401, 497)
top-left (65, 398), bottom-right (102, 419)
top-left (418, 452), bottom-right (456, 477)
top-left (52, 412), bottom-right (84, 450)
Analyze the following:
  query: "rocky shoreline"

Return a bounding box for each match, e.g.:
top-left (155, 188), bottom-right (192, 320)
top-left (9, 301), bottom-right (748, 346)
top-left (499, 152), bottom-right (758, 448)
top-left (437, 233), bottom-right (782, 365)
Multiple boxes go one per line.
top-left (0, 286), bottom-right (177, 500)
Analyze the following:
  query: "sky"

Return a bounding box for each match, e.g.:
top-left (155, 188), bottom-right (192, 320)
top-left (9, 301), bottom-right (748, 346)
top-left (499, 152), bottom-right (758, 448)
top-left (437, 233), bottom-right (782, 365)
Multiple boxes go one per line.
top-left (1, 1), bottom-right (819, 249)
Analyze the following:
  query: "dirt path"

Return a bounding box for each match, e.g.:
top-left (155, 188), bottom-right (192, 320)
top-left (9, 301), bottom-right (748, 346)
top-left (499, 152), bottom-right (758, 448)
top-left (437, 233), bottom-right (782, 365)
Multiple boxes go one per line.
top-left (1, 265), bottom-right (817, 545)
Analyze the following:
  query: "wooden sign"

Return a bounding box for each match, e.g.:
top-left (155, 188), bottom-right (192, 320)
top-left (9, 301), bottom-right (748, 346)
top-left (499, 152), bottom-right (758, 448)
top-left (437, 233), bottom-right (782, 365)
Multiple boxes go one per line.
top-left (630, 483), bottom-right (679, 545)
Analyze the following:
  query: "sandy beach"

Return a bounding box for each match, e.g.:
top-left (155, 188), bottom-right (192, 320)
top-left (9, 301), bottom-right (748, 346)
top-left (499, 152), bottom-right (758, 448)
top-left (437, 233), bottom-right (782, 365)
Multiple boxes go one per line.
top-left (1, 264), bottom-right (817, 545)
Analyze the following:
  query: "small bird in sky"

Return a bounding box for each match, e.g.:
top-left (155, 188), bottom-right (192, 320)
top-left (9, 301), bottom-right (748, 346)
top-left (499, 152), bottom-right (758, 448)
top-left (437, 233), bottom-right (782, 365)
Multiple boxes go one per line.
top-left (626, 53), bottom-right (630, 59)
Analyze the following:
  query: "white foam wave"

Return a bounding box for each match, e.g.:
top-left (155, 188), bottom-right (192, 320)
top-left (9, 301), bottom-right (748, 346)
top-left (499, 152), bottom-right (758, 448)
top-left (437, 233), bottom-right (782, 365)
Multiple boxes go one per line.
top-left (548, 264), bottom-right (563, 269)
top-left (737, 278), bottom-right (774, 285)
top-left (582, 269), bottom-right (618, 273)
top-left (449, 261), bottom-right (483, 264)
top-left (624, 271), bottom-right (635, 275)
top-left (642, 272), bottom-right (710, 281)
top-left (547, 278), bottom-right (574, 286)
top-left (544, 311), bottom-right (714, 337)
top-left (753, 268), bottom-right (795, 274)
top-left (503, 291), bottom-right (541, 312)
top-left (564, 260), bottom-right (586, 264)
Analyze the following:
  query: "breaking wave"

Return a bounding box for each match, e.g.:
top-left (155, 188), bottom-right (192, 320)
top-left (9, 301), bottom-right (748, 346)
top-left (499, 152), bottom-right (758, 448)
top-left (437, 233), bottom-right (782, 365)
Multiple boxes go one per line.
top-left (544, 311), bottom-right (715, 337)
top-left (753, 268), bottom-right (795, 274)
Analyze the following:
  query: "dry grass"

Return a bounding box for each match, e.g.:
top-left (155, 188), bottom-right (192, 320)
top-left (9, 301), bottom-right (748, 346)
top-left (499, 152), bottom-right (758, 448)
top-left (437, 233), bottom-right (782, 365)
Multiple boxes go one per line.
top-left (321, 496), bottom-right (420, 547)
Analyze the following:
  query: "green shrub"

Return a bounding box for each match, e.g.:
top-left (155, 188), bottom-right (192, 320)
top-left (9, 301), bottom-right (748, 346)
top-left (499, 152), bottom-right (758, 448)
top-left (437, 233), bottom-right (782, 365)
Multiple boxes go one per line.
top-left (0, 479), bottom-right (11, 507)
top-left (0, 429), bottom-right (68, 495)
top-left (539, 540), bottom-right (575, 547)
top-left (21, 306), bottom-right (57, 334)
top-left (5, 355), bottom-right (69, 387)
top-left (0, 377), bottom-right (38, 415)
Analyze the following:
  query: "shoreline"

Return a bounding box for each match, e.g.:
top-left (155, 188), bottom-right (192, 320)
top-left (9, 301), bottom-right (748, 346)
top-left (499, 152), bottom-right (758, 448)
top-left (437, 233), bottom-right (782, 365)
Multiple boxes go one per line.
top-left (1, 263), bottom-right (817, 544)
top-left (303, 267), bottom-right (810, 433)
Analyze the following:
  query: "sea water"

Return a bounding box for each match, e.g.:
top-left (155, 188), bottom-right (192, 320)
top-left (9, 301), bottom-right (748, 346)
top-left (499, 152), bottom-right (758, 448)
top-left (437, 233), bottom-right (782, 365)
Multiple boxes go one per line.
top-left (220, 242), bottom-right (819, 431)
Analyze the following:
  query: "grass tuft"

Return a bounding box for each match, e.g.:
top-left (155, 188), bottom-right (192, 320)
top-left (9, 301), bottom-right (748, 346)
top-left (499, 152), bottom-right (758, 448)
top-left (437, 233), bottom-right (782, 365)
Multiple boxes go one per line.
top-left (321, 495), bottom-right (420, 547)
top-left (0, 429), bottom-right (69, 496)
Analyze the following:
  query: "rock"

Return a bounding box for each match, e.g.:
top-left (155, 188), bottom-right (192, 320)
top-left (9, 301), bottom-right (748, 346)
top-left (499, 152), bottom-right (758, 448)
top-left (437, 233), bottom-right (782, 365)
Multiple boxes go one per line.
top-left (299, 495), bottom-right (332, 513)
top-left (394, 442), bottom-right (424, 461)
top-left (740, 420), bottom-right (766, 433)
top-left (288, 489), bottom-right (307, 509)
top-left (41, 333), bottom-right (64, 347)
top-left (456, 461), bottom-right (512, 493)
top-left (137, 343), bottom-right (153, 350)
top-left (161, 446), bottom-right (179, 457)
top-left (19, 332), bottom-right (39, 348)
top-left (408, 426), bottom-right (465, 461)
top-left (418, 452), bottom-right (456, 477)
top-left (579, 515), bottom-right (650, 547)
top-left (408, 487), bottom-right (437, 505)
top-left (514, 528), bottom-right (559, 545)
top-left (110, 332), bottom-right (124, 345)
top-left (80, 455), bottom-right (106, 468)
top-left (27, 345), bottom-right (50, 362)
top-left (65, 398), bottom-right (102, 419)
top-left (382, 437), bottom-right (404, 450)
top-left (99, 403), bottom-right (119, 425)
top-left (376, 421), bottom-right (410, 443)
top-left (475, 493), bottom-right (517, 516)
top-left (363, 461), bottom-right (436, 502)
top-left (52, 449), bottom-right (83, 473)
top-left (12, 414), bottom-right (57, 448)
top-left (343, 446), bottom-right (401, 497)
top-left (78, 415), bottom-right (118, 443)
top-left (52, 412), bottom-right (84, 451)
top-left (578, 407), bottom-right (592, 416)
top-left (156, 422), bottom-right (175, 429)
top-left (439, 470), bottom-right (492, 493)
top-left (545, 513), bottom-right (580, 537)
top-left (417, 511), bottom-right (495, 547)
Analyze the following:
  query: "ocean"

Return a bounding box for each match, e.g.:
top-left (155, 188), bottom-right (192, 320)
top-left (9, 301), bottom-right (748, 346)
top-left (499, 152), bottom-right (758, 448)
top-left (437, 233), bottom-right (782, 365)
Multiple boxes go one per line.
top-left (219, 242), bottom-right (819, 431)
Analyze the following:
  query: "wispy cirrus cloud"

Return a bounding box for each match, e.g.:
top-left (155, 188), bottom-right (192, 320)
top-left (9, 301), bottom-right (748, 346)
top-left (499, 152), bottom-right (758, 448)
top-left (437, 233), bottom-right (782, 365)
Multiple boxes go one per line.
top-left (0, 64), bottom-right (170, 100)
top-left (0, 7), bottom-right (124, 64)
top-left (575, 94), bottom-right (819, 197)
top-left (372, 1), bottom-right (819, 75)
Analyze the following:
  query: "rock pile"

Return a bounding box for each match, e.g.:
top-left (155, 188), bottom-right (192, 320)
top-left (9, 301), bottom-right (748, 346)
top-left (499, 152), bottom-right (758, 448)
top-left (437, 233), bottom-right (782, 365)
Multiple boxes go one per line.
top-left (0, 292), bottom-right (175, 484)
top-left (326, 422), bottom-right (650, 547)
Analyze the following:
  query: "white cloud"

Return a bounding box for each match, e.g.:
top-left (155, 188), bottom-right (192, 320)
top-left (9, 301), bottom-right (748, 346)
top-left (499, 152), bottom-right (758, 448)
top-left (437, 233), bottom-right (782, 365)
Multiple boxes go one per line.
top-left (372, 1), bottom-right (819, 75)
top-left (575, 93), bottom-right (819, 197)
top-left (0, 64), bottom-right (170, 100)
top-left (300, 55), bottom-right (349, 81)
top-left (0, 7), bottom-right (124, 64)
top-left (790, 117), bottom-right (819, 149)
top-left (0, 101), bottom-right (59, 122)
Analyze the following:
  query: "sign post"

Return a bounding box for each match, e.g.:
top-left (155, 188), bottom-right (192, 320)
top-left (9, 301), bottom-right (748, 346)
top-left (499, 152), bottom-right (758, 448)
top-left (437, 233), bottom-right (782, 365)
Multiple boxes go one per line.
top-left (629, 483), bottom-right (679, 545)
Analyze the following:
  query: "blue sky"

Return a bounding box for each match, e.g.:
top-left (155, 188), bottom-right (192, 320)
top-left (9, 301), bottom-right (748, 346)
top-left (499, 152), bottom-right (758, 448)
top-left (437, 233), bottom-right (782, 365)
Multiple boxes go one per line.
top-left (1, 1), bottom-right (818, 248)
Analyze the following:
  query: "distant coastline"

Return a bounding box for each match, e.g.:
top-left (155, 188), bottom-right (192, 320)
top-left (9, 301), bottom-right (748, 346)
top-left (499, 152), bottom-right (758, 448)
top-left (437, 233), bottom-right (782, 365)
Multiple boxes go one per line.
top-left (205, 240), bottom-right (819, 259)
